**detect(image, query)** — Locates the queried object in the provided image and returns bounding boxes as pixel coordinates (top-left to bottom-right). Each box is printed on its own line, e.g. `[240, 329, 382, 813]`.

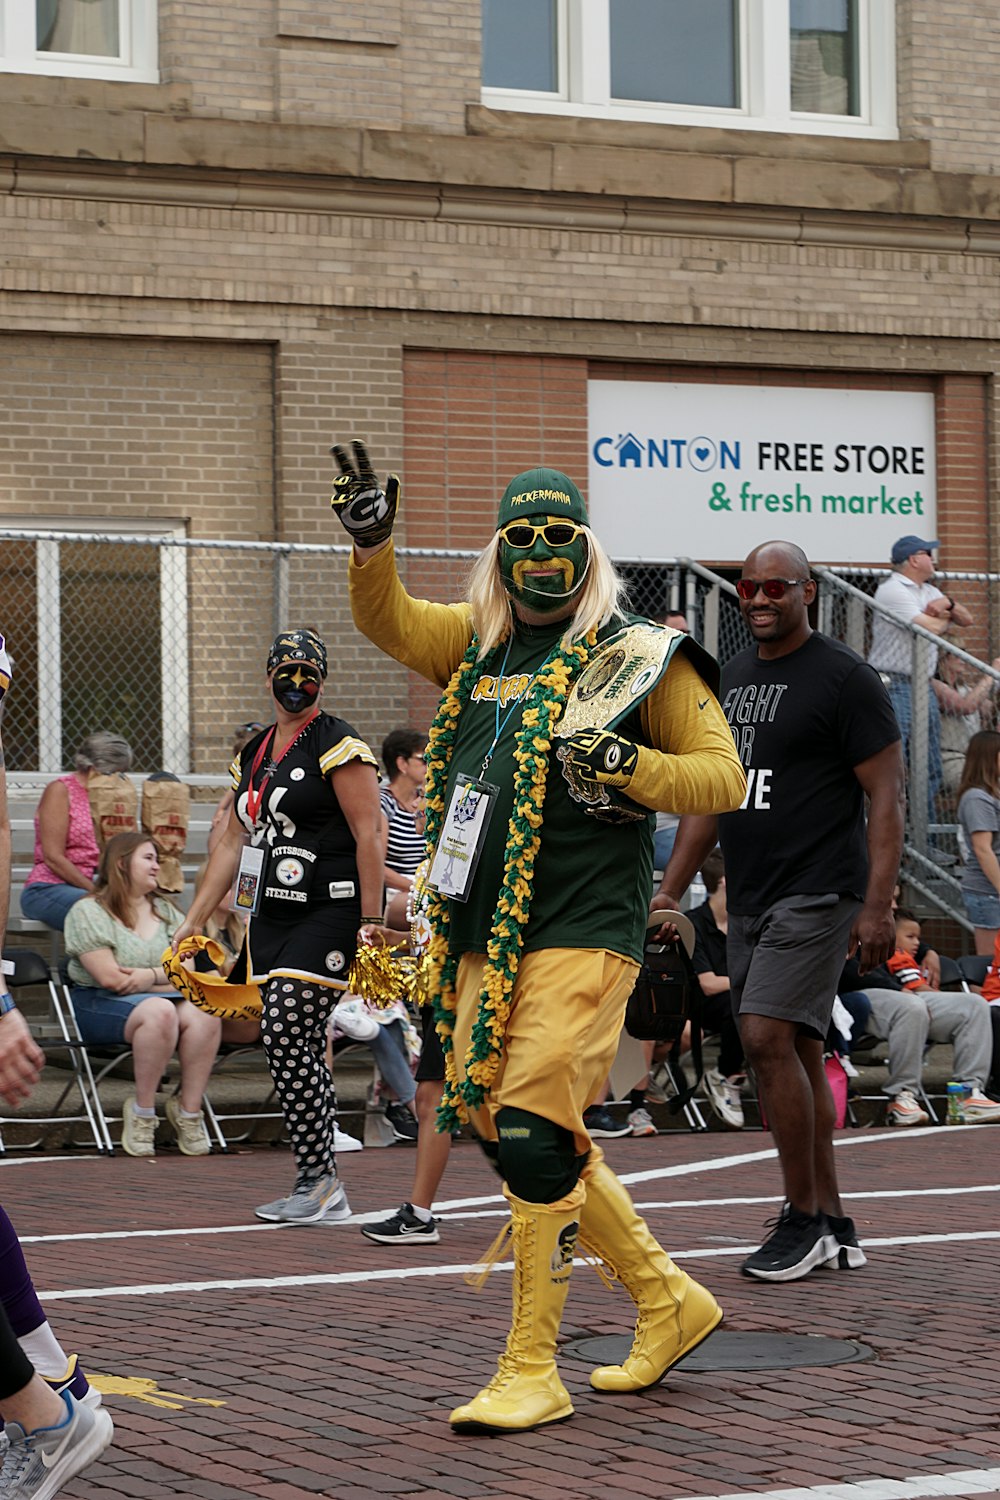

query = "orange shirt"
[982, 931, 1000, 1003]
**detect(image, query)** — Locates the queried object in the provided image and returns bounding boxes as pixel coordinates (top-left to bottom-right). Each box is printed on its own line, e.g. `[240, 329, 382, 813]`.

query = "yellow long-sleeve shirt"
[350, 543, 746, 959]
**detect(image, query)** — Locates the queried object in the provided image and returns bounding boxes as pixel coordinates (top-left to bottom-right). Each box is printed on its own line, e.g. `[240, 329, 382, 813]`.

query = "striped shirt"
[380, 787, 425, 879]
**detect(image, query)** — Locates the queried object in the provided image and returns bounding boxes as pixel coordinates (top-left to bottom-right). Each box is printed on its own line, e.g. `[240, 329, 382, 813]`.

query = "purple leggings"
[0, 1206, 38, 1398]
[0, 1204, 45, 1337]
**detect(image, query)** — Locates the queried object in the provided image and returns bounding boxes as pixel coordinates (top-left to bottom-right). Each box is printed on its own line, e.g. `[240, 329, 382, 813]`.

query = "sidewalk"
[4, 1122, 1000, 1499]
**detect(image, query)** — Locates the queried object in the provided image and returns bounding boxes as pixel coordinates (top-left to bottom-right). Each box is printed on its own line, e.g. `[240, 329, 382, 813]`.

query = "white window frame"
[0, 0, 158, 84]
[482, 0, 897, 140]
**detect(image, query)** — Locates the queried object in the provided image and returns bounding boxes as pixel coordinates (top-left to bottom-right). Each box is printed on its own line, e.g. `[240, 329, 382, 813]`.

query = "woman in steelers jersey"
[174, 629, 383, 1224]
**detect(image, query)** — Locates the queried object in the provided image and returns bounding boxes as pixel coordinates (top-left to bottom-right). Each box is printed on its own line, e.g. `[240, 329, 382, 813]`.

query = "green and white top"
[64, 897, 184, 989]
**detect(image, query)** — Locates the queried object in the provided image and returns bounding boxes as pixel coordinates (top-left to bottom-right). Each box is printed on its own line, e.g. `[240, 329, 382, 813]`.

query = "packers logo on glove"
[556, 728, 647, 824]
[330, 439, 399, 547]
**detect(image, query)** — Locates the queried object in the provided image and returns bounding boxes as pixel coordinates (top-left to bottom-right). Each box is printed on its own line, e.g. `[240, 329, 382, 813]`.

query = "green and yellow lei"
[423, 628, 594, 1131]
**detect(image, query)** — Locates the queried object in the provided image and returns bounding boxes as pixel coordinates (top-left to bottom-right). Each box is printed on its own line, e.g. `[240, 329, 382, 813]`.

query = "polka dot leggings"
[261, 976, 339, 1181]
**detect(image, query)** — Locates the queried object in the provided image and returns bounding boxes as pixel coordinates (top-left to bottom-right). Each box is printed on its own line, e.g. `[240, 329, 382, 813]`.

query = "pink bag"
[759, 1054, 849, 1131]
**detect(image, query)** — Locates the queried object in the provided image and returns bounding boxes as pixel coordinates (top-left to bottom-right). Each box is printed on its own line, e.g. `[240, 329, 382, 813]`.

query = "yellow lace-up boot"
[450, 1181, 584, 1434]
[579, 1153, 722, 1393]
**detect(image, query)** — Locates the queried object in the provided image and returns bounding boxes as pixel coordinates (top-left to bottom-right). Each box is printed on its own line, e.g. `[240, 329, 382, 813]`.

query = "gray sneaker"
[0, 1390, 114, 1500]
[256, 1172, 350, 1225]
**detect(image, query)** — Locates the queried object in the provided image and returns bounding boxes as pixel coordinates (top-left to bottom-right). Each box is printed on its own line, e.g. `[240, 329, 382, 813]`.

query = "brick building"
[1, 2, 999, 768]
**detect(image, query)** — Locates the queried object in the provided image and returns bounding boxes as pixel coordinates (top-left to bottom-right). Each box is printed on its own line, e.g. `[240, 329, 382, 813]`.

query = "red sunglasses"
[735, 577, 809, 601]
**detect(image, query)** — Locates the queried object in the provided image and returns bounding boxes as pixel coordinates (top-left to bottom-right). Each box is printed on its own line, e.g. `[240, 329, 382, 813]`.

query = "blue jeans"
[886, 675, 942, 829]
[20, 883, 87, 932]
[369, 1020, 416, 1105]
[71, 986, 151, 1046]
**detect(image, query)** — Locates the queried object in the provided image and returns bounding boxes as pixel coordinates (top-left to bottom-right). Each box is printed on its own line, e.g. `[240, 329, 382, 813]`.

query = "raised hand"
[330, 439, 400, 547]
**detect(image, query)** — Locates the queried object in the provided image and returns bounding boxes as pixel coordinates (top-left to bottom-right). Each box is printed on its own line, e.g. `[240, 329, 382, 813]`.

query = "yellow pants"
[451, 947, 639, 1157]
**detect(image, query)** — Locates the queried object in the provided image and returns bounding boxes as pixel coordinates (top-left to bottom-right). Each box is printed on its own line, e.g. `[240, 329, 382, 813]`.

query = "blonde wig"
[466, 528, 628, 657]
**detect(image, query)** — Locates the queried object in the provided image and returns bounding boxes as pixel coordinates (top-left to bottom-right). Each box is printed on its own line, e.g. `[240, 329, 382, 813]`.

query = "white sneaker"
[165, 1095, 211, 1156]
[964, 1088, 1000, 1124]
[627, 1106, 656, 1137]
[334, 1125, 363, 1152]
[886, 1089, 929, 1127]
[331, 997, 379, 1041]
[120, 1096, 156, 1157]
[704, 1068, 745, 1129]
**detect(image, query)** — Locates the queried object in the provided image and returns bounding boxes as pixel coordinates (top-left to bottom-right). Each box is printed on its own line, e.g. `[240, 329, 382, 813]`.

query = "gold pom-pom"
[346, 941, 417, 1009]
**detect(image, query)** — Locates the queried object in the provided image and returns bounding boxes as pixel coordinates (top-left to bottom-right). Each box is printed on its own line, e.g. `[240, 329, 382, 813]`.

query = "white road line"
[17, 1176, 1000, 1244]
[37, 1227, 1000, 1302]
[675, 1467, 1000, 1499]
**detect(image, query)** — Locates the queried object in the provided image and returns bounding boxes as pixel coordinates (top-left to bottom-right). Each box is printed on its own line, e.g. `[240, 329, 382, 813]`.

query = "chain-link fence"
[3, 528, 999, 919]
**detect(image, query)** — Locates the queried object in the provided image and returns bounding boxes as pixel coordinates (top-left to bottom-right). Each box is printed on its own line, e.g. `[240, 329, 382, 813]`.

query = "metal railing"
[0, 526, 994, 931]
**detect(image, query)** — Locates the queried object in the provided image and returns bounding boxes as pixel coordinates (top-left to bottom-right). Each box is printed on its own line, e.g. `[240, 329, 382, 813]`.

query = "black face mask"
[271, 665, 321, 715]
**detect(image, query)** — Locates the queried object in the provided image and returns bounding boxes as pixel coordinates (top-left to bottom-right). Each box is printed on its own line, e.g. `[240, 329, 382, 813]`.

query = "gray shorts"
[728, 894, 861, 1041]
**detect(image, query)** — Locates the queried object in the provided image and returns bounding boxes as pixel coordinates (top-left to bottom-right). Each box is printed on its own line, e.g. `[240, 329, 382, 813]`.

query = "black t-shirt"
[689, 898, 728, 978]
[718, 633, 900, 916]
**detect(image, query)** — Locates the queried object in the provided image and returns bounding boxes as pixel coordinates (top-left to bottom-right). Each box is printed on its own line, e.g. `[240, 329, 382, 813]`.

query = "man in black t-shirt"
[655, 540, 905, 1282]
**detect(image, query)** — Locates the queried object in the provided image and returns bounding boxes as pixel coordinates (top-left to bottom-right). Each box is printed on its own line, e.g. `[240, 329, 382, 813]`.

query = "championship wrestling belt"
[554, 623, 684, 824]
[161, 936, 263, 1023]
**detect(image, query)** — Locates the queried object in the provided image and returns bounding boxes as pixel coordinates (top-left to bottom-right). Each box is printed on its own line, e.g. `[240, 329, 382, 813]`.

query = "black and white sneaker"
[385, 1102, 419, 1142]
[825, 1214, 867, 1269]
[741, 1204, 838, 1281]
[361, 1203, 440, 1245]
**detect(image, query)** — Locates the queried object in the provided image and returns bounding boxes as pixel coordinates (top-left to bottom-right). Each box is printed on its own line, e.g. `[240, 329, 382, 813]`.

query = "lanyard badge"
[427, 774, 499, 901]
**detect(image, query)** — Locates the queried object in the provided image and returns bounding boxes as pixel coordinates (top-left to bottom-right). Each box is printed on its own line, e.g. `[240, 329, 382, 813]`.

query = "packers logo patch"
[550, 1220, 579, 1278]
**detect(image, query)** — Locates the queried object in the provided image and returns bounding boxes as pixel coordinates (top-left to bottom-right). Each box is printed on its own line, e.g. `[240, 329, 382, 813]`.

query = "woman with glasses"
[379, 727, 427, 897]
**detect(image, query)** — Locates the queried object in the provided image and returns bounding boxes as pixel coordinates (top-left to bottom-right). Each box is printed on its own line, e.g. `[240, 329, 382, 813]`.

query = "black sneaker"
[385, 1102, 418, 1142]
[361, 1203, 440, 1245]
[825, 1214, 867, 1270]
[741, 1205, 838, 1282]
[583, 1105, 631, 1139]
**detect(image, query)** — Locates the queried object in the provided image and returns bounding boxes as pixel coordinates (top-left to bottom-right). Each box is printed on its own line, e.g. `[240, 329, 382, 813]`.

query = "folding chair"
[957, 954, 989, 991]
[58, 966, 228, 1153]
[0, 948, 109, 1153]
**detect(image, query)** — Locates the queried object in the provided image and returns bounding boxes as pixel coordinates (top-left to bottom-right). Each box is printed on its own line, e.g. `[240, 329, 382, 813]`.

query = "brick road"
[4, 1125, 1000, 1500]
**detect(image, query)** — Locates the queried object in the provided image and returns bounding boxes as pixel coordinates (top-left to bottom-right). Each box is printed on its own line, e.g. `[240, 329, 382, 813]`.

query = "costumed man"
[331, 442, 746, 1435]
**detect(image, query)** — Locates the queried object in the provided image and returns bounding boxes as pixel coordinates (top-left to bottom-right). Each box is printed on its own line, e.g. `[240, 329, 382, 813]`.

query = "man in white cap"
[868, 536, 972, 845]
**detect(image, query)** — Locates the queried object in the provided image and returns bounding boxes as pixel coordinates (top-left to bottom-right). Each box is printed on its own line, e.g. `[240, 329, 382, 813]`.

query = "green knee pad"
[495, 1107, 588, 1204]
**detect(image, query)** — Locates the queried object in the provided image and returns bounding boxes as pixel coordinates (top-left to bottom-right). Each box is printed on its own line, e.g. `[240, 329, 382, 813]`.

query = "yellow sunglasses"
[499, 520, 585, 549]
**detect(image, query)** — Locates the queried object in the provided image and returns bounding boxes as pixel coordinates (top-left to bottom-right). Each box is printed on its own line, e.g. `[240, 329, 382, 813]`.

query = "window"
[481, 0, 895, 139]
[0, 0, 157, 83]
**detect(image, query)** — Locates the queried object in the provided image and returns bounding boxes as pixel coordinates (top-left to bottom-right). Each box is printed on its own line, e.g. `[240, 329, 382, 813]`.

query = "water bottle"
[946, 1081, 966, 1125]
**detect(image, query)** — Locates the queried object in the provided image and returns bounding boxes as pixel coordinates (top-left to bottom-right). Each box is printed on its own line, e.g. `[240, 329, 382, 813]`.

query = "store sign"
[588, 381, 937, 565]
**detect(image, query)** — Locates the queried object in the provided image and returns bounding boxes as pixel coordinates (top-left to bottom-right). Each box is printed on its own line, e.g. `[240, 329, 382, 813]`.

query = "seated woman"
[20, 732, 132, 931]
[64, 831, 222, 1158]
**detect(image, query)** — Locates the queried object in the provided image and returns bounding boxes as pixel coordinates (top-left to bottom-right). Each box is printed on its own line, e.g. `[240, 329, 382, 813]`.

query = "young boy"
[886, 910, 932, 991]
[879, 910, 1000, 1121]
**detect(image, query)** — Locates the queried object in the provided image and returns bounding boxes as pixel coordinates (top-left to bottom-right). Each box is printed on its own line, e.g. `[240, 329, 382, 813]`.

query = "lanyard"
[245, 710, 319, 828]
[478, 639, 556, 780]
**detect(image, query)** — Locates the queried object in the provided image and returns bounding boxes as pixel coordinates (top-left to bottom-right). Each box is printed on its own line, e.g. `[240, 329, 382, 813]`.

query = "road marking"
[18, 1179, 1000, 1244]
[674, 1467, 1000, 1499]
[38, 1228, 1000, 1302]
